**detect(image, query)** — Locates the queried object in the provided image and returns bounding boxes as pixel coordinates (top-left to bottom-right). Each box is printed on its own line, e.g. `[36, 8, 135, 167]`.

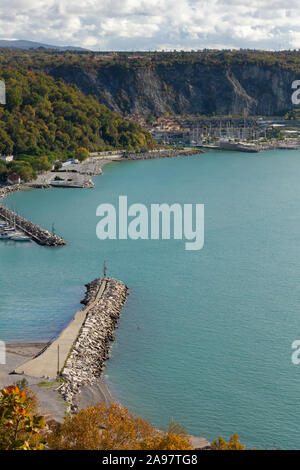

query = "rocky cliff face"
[47, 62, 298, 116]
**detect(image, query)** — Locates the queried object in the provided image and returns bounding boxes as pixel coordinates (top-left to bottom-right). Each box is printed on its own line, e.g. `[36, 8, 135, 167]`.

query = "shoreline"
[0, 148, 201, 198]
[3, 278, 128, 423]
[1, 342, 113, 421]
[0, 148, 207, 446]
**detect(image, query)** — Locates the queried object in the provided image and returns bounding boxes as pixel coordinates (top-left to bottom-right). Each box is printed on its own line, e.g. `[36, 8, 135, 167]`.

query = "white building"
[0, 155, 14, 163]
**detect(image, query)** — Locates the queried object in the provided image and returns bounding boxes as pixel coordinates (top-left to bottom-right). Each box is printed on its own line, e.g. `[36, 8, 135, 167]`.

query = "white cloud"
[290, 31, 300, 48]
[0, 0, 299, 50]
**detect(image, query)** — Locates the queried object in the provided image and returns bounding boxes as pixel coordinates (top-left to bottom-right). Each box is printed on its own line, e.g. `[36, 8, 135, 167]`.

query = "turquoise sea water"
[1, 150, 300, 449]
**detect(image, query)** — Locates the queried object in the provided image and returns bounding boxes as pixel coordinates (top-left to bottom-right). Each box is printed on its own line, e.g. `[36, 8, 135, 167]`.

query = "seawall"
[0, 184, 30, 199]
[124, 148, 202, 160]
[91, 148, 202, 161]
[13, 277, 128, 412]
[0, 204, 66, 246]
[60, 278, 128, 411]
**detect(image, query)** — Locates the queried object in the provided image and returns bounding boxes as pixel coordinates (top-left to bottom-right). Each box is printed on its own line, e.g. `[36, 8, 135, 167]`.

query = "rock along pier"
[0, 205, 66, 246]
[60, 277, 128, 411]
[13, 277, 128, 412]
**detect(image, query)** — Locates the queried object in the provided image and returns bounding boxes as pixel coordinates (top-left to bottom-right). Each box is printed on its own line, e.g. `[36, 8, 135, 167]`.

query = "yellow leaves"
[0, 385, 46, 450]
[48, 402, 193, 451]
[211, 433, 246, 450]
[1, 386, 245, 451]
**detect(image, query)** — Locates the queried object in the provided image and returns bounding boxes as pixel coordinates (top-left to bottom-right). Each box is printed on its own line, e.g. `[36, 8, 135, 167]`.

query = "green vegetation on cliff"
[1, 48, 300, 71]
[0, 65, 154, 181]
[1, 49, 299, 120]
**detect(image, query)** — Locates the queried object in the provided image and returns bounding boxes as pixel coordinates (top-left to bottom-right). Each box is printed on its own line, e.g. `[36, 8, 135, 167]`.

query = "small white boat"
[10, 234, 31, 242]
[0, 232, 12, 239]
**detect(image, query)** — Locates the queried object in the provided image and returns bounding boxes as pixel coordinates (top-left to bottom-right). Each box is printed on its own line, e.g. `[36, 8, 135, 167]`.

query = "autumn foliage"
[47, 402, 193, 450]
[211, 433, 246, 450]
[0, 385, 46, 450]
[0, 384, 247, 450]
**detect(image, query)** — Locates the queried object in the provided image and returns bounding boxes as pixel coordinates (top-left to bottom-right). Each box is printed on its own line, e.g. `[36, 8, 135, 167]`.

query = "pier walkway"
[13, 280, 107, 379]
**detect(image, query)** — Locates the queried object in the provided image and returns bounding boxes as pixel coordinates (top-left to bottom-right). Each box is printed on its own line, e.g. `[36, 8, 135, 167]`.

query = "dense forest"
[0, 64, 154, 181]
[1, 48, 300, 71]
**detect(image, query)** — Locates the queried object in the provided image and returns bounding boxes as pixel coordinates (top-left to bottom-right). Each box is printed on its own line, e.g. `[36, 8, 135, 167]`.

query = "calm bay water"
[1, 150, 300, 449]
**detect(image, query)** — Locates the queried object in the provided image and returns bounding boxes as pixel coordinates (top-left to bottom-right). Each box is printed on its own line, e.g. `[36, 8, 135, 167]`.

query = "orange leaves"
[0, 385, 46, 450]
[211, 433, 246, 450]
[0, 386, 247, 451]
[48, 402, 193, 450]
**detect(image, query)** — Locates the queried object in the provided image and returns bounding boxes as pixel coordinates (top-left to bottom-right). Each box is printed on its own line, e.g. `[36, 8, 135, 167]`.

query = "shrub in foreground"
[47, 402, 193, 450]
[0, 384, 246, 450]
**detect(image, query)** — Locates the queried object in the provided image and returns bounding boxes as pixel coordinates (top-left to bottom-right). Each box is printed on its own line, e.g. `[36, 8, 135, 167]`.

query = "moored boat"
[0, 231, 12, 239]
[9, 234, 31, 242]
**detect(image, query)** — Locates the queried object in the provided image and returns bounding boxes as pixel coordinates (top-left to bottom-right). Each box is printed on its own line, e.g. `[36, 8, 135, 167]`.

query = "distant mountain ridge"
[0, 39, 88, 51]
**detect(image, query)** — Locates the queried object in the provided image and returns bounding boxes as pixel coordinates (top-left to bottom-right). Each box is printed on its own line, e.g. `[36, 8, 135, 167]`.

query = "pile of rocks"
[0, 204, 66, 246]
[0, 184, 28, 200]
[124, 148, 202, 160]
[60, 277, 128, 411]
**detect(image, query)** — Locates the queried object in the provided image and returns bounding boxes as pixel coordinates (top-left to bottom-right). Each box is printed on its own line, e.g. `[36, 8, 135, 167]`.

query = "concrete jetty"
[0, 205, 66, 246]
[13, 277, 128, 411]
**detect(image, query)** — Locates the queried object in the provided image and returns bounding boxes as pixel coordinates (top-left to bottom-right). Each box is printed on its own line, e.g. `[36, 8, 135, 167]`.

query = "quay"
[13, 277, 128, 411]
[91, 147, 202, 161]
[0, 205, 66, 246]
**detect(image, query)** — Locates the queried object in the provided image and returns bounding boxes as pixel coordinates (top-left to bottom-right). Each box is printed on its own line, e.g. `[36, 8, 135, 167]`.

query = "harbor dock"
[0, 205, 66, 246]
[13, 277, 128, 411]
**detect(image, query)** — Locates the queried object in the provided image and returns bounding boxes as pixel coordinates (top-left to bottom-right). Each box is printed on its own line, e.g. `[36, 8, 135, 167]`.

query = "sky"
[0, 0, 300, 51]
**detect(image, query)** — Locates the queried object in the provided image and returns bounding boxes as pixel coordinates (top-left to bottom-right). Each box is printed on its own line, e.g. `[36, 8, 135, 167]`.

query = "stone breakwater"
[0, 205, 66, 246]
[124, 148, 202, 160]
[0, 184, 29, 200]
[60, 277, 128, 411]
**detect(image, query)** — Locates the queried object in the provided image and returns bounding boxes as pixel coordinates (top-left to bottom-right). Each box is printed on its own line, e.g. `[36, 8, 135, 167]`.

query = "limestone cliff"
[47, 62, 298, 116]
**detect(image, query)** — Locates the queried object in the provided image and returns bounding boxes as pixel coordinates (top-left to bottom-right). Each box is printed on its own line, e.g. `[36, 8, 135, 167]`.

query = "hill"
[0, 39, 87, 51]
[1, 49, 299, 117]
[0, 66, 154, 181]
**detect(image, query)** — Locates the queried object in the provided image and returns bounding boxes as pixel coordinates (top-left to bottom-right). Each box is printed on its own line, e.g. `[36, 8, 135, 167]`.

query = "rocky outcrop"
[46, 61, 299, 117]
[60, 278, 128, 411]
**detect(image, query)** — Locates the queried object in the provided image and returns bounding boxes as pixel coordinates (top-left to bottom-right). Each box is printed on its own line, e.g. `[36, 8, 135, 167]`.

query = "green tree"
[75, 147, 89, 161]
[32, 155, 52, 172]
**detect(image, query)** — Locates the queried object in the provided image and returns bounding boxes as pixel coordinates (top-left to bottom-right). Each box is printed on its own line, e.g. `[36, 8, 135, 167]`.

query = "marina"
[0, 205, 66, 246]
[0, 220, 31, 241]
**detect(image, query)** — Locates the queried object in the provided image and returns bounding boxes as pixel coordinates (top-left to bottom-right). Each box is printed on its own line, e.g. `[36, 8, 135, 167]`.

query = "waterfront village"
[1, 114, 300, 190]
[124, 114, 300, 149]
